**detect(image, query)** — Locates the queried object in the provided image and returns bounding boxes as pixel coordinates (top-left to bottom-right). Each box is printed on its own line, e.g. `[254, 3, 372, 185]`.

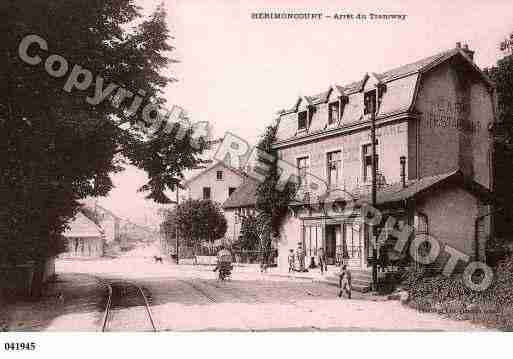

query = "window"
[298, 111, 308, 131]
[202, 187, 211, 200]
[414, 213, 428, 234]
[303, 225, 320, 257]
[327, 150, 342, 189]
[297, 157, 309, 188]
[216, 170, 223, 181]
[362, 142, 379, 182]
[328, 102, 340, 125]
[364, 90, 377, 115]
[228, 187, 236, 197]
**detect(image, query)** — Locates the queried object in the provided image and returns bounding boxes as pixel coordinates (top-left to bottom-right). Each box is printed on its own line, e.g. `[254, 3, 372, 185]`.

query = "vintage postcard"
[1, 0, 513, 357]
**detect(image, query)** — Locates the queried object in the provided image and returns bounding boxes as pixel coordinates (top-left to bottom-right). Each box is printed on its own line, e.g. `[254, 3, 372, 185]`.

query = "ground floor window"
[303, 225, 321, 257]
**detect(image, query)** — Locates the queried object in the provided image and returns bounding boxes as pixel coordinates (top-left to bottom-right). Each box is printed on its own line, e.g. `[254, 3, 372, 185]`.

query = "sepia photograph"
[1, 0, 513, 357]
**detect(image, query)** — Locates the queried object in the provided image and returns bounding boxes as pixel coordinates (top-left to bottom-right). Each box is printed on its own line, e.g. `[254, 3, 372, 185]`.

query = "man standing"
[317, 247, 327, 275]
[288, 249, 296, 273]
[338, 264, 352, 299]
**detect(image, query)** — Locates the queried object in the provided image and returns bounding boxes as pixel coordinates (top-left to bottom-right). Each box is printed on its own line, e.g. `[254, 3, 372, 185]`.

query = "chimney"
[461, 43, 475, 61]
[400, 156, 406, 188]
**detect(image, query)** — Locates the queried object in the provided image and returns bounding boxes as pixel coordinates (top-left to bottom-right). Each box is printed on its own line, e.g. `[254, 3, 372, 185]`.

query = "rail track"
[101, 281, 157, 332]
[177, 278, 258, 331]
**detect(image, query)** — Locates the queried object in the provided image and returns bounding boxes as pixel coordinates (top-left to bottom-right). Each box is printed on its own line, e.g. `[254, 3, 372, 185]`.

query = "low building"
[80, 200, 121, 244]
[61, 212, 104, 258]
[222, 177, 259, 243]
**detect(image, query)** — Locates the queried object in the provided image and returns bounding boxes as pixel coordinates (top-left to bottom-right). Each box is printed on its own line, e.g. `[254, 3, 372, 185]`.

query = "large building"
[271, 43, 496, 282]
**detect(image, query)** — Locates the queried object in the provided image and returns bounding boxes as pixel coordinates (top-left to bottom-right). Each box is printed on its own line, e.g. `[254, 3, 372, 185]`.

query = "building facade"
[272, 43, 496, 277]
[183, 161, 244, 205]
[61, 212, 105, 258]
[222, 177, 259, 243]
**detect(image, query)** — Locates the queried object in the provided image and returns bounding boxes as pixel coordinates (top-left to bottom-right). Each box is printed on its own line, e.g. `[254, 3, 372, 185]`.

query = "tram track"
[175, 278, 255, 330]
[101, 280, 157, 332]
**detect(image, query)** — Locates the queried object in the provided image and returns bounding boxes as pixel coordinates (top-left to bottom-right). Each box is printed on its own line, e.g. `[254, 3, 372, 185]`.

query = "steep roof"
[290, 170, 494, 208]
[183, 160, 246, 187]
[222, 177, 259, 209]
[288, 49, 460, 111]
[63, 212, 104, 238]
[361, 170, 494, 205]
[275, 47, 494, 143]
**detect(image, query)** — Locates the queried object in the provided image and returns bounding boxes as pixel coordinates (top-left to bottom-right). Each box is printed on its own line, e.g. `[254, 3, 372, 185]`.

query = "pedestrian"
[288, 249, 295, 273]
[297, 244, 306, 272]
[338, 264, 352, 299]
[317, 247, 327, 275]
[260, 250, 269, 273]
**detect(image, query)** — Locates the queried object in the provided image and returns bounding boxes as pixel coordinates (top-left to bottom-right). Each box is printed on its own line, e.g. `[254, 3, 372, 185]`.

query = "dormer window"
[328, 102, 339, 125]
[364, 90, 377, 115]
[298, 111, 308, 131]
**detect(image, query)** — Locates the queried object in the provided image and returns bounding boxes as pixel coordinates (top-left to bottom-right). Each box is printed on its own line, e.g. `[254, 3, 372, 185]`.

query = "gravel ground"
[51, 253, 489, 332]
[1, 273, 107, 331]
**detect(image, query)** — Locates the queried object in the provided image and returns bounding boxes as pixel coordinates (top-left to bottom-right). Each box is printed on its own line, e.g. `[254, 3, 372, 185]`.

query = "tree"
[1, 1, 207, 265]
[254, 124, 297, 264]
[162, 199, 227, 258]
[235, 213, 261, 251]
[484, 46, 513, 237]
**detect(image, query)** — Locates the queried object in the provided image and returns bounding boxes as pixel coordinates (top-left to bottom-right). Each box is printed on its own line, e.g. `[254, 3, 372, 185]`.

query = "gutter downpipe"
[474, 207, 503, 261]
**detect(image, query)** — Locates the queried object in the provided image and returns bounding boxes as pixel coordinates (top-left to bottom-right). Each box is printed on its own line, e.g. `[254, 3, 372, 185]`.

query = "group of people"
[214, 246, 352, 298]
[287, 247, 328, 274]
[287, 247, 352, 299]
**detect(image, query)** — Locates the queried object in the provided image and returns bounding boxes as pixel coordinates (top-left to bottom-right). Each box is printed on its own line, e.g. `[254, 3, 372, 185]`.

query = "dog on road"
[153, 256, 163, 263]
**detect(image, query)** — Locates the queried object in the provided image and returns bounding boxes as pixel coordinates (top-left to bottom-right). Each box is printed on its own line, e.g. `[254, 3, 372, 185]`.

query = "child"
[288, 249, 295, 273]
[338, 265, 352, 299]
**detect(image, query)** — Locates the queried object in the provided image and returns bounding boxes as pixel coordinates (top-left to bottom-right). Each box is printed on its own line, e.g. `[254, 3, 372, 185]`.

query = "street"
[32, 244, 486, 332]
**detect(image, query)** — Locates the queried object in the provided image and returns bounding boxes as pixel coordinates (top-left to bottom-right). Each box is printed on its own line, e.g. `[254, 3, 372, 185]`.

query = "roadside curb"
[265, 272, 338, 286]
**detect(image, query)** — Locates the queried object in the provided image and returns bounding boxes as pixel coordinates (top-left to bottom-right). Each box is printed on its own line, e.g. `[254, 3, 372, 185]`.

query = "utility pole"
[371, 88, 378, 292]
[175, 187, 179, 264]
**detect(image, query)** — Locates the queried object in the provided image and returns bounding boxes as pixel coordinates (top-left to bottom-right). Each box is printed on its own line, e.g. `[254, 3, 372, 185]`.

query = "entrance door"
[343, 222, 363, 269]
[302, 225, 321, 266]
[325, 225, 337, 265]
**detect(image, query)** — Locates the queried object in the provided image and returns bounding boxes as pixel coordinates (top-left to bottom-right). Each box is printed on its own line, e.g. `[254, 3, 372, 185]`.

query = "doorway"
[325, 225, 338, 265]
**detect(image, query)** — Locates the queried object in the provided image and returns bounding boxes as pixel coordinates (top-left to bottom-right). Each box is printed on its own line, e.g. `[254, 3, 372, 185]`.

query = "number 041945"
[4, 342, 36, 351]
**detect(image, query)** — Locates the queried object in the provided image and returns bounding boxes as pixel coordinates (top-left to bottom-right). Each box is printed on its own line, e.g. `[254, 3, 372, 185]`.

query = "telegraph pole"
[371, 88, 378, 292]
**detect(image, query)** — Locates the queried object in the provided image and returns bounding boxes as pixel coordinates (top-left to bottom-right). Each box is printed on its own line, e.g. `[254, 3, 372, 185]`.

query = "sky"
[97, 0, 513, 227]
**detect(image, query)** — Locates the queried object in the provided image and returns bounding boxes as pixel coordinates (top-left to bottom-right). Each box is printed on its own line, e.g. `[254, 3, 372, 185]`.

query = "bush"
[402, 256, 513, 329]
[162, 199, 227, 251]
[486, 236, 511, 267]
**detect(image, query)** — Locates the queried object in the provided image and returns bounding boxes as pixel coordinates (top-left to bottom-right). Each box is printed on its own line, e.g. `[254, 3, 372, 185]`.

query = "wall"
[468, 81, 494, 189]
[100, 217, 119, 244]
[417, 186, 480, 257]
[186, 163, 243, 205]
[277, 213, 302, 270]
[224, 208, 240, 243]
[277, 120, 409, 194]
[61, 237, 103, 258]
[415, 63, 460, 179]
[415, 60, 494, 189]
[224, 207, 256, 244]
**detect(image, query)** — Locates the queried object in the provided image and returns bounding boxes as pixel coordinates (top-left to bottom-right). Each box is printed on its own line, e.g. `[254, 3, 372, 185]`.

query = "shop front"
[301, 216, 368, 270]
